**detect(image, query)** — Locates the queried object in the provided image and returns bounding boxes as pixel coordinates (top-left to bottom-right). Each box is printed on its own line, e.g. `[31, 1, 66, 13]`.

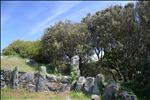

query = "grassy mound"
[1, 56, 38, 73]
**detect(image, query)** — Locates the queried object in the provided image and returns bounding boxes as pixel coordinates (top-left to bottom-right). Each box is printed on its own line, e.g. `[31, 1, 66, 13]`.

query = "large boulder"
[19, 72, 35, 91]
[19, 72, 34, 82]
[83, 77, 95, 94]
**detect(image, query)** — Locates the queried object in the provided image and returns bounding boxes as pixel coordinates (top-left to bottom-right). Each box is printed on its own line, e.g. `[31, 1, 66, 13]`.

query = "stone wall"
[1, 69, 71, 92]
[0, 68, 137, 100]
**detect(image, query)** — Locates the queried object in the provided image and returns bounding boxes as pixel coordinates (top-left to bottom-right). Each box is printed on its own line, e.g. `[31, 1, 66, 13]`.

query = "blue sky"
[1, 1, 136, 51]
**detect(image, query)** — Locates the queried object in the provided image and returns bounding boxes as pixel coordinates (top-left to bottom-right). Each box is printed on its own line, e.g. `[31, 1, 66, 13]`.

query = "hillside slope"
[1, 56, 38, 72]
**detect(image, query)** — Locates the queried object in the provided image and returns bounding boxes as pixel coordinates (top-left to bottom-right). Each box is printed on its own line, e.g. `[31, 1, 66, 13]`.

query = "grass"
[1, 56, 38, 73]
[1, 88, 90, 100]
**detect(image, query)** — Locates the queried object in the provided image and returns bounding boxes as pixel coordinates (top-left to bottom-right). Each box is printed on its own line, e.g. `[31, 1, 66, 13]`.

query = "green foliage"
[70, 71, 78, 81]
[2, 40, 41, 60]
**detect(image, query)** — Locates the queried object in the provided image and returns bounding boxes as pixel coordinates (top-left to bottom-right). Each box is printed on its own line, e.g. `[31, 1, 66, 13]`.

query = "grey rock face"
[83, 77, 95, 94]
[75, 76, 86, 91]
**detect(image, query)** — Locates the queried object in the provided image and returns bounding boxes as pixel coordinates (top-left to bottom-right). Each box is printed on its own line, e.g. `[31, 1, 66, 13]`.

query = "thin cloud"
[29, 1, 82, 35]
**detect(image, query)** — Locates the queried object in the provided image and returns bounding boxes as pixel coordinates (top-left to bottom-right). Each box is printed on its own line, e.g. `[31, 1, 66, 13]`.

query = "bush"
[2, 40, 41, 60]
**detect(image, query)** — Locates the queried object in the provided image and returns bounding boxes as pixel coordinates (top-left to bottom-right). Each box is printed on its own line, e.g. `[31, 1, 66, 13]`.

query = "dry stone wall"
[0, 66, 137, 100]
[0, 68, 71, 92]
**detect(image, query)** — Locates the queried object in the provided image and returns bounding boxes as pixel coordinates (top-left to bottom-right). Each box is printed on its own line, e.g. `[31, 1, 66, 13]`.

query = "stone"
[26, 59, 38, 66]
[1, 81, 6, 89]
[59, 83, 71, 92]
[70, 55, 80, 77]
[66, 96, 71, 100]
[3, 70, 13, 87]
[58, 76, 70, 83]
[1, 75, 4, 80]
[103, 82, 121, 100]
[46, 74, 57, 82]
[40, 66, 47, 79]
[91, 94, 100, 100]
[46, 82, 70, 92]
[36, 74, 48, 92]
[12, 66, 19, 89]
[92, 74, 105, 95]
[18, 72, 35, 91]
[27, 84, 36, 92]
[70, 80, 77, 90]
[19, 72, 34, 82]
[119, 91, 137, 100]
[75, 76, 86, 91]
[83, 77, 95, 94]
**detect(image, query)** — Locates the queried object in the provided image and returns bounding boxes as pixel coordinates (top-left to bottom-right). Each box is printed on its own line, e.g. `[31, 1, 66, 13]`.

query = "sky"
[1, 1, 136, 51]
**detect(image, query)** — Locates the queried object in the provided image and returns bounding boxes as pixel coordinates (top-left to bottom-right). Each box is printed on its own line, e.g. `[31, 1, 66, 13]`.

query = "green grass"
[1, 56, 38, 73]
[1, 88, 90, 100]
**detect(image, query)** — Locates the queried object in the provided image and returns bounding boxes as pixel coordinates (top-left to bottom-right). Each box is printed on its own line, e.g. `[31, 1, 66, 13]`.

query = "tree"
[41, 20, 90, 74]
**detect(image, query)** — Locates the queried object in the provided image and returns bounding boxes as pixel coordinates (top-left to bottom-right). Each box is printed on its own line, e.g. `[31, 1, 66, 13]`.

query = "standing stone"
[83, 77, 95, 94]
[40, 66, 47, 79]
[1, 75, 6, 88]
[35, 66, 48, 92]
[75, 76, 86, 91]
[70, 55, 80, 78]
[12, 66, 19, 90]
[92, 74, 105, 95]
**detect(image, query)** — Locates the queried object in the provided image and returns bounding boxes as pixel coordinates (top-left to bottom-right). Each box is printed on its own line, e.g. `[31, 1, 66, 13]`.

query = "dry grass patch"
[1, 56, 38, 73]
[1, 88, 90, 100]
